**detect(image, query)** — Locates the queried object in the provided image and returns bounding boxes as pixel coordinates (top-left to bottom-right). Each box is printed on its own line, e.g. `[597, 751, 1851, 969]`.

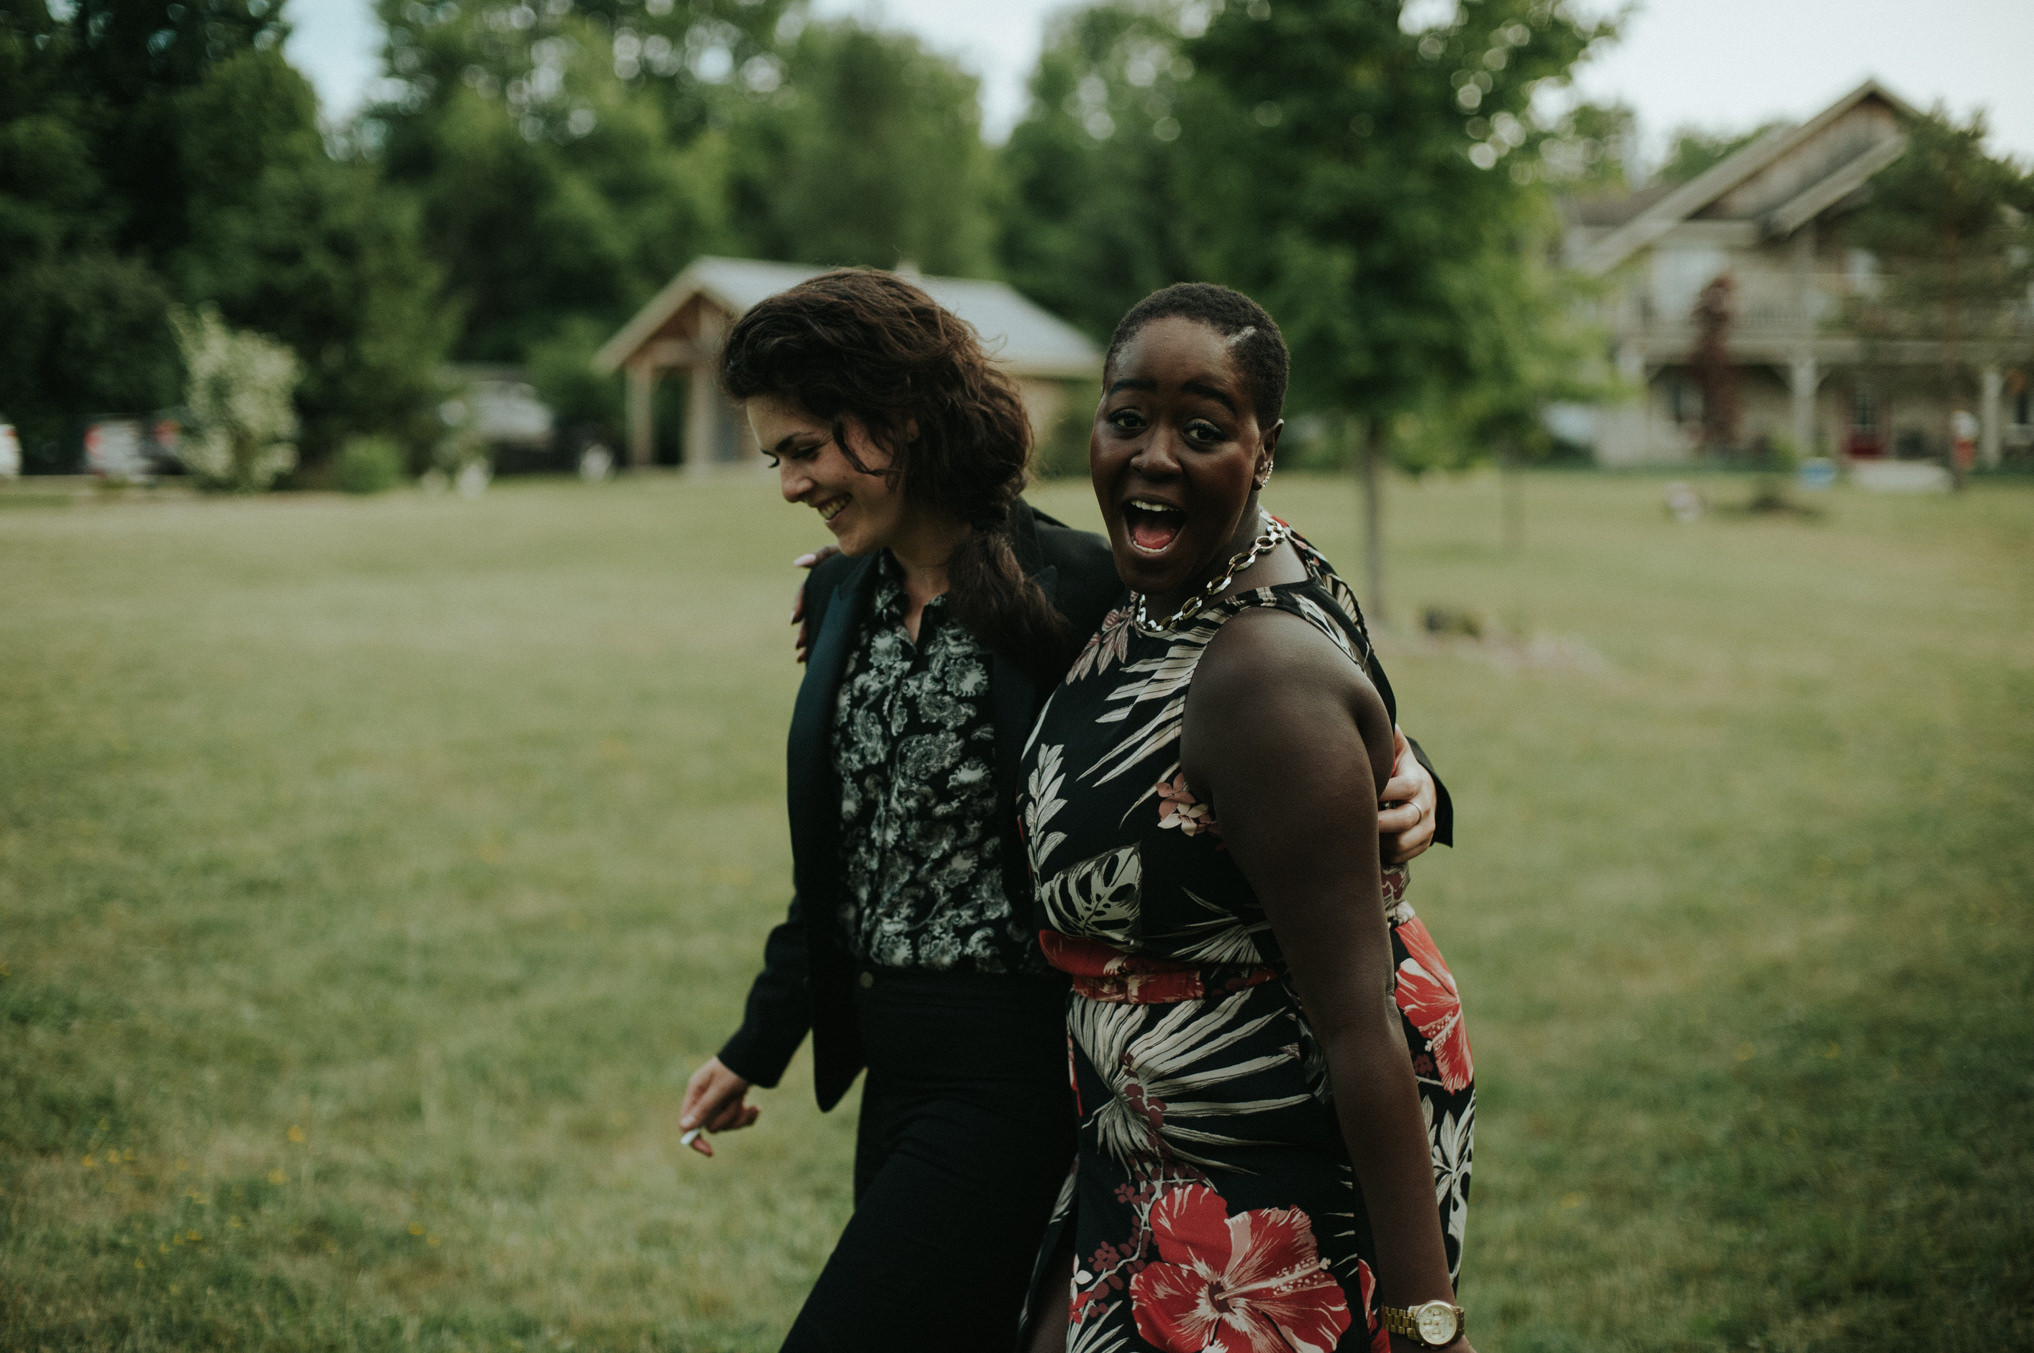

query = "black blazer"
[717, 500, 1122, 1110]
[715, 499, 1454, 1111]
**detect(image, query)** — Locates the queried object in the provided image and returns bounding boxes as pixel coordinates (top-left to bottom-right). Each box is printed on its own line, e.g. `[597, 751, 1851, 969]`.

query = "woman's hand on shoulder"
[790, 544, 843, 663]
[678, 1056, 758, 1156]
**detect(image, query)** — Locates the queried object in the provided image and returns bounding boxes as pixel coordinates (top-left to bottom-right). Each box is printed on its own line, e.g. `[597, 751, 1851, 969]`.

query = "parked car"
[83, 415, 183, 480]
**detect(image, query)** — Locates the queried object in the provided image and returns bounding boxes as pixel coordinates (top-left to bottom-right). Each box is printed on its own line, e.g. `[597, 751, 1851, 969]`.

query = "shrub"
[333, 436, 405, 495]
[170, 305, 301, 492]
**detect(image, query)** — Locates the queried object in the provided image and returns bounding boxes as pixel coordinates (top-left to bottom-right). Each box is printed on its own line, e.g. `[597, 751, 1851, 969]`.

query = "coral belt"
[1039, 931, 1280, 1006]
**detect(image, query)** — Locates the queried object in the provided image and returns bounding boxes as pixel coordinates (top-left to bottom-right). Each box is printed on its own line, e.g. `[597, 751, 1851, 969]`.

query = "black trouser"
[780, 967, 1074, 1353]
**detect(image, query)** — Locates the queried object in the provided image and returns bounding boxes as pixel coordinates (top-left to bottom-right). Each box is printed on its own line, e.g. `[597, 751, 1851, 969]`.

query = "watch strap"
[1380, 1301, 1466, 1347]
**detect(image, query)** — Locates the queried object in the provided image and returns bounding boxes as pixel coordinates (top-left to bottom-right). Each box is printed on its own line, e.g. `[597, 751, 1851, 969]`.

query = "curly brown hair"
[718, 268, 1071, 676]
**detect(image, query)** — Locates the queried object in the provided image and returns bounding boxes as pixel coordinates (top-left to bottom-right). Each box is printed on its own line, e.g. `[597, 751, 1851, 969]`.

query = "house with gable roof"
[1561, 80, 2032, 467]
[593, 257, 1101, 472]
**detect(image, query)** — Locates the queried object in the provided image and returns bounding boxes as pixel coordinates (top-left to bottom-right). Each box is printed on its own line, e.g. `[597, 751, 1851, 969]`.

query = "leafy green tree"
[365, 0, 778, 362]
[997, 3, 1210, 338]
[171, 303, 302, 491]
[1179, 0, 1609, 613]
[997, 0, 1611, 606]
[1537, 100, 1637, 191]
[0, 0, 185, 462]
[173, 47, 454, 462]
[727, 17, 1002, 275]
[367, 2, 1005, 439]
[1838, 108, 2034, 481]
[0, 0, 449, 471]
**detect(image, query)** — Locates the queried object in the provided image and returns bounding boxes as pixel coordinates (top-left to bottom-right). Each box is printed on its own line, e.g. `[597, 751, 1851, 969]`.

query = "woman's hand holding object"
[678, 1057, 757, 1157]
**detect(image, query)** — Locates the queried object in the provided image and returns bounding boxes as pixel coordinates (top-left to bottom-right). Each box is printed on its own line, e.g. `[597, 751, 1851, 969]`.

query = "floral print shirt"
[830, 553, 1042, 974]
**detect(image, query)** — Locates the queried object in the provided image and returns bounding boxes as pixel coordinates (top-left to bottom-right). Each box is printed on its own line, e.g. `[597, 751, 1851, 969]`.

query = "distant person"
[674, 269, 1450, 1351]
[1017, 285, 1475, 1353]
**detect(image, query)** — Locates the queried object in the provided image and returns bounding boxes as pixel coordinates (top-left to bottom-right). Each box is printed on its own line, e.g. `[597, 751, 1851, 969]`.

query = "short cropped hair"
[1105, 283, 1290, 428]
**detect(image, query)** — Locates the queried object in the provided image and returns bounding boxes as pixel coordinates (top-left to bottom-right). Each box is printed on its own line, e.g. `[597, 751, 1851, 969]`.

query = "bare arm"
[1182, 609, 1469, 1349]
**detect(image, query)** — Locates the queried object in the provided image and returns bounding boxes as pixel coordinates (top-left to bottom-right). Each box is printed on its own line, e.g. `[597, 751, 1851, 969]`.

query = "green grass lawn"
[2, 470, 2029, 1351]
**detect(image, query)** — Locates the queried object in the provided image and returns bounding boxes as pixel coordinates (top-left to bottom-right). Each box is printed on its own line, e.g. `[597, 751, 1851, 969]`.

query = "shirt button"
[858, 971, 875, 989]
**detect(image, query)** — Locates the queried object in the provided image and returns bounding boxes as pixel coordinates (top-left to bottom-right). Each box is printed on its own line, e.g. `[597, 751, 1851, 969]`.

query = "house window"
[1852, 384, 1877, 433]
[1845, 249, 1879, 294]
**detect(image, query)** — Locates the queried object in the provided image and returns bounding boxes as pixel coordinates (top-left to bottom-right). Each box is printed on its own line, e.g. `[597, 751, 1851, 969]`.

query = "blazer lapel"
[787, 557, 874, 887]
[991, 562, 1057, 808]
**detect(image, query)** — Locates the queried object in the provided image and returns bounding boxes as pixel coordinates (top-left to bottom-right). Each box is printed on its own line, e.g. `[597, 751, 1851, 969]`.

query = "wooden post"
[626, 358, 655, 469]
[1980, 364, 2003, 469]
[1788, 351, 1818, 460]
[685, 306, 729, 476]
[685, 366, 717, 476]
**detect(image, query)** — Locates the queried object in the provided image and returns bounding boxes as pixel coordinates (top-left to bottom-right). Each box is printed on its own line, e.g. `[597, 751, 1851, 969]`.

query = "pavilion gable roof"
[593, 257, 1100, 378]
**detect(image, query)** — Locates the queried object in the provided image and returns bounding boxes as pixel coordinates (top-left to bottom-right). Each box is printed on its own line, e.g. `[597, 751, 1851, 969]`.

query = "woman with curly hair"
[675, 269, 1450, 1351]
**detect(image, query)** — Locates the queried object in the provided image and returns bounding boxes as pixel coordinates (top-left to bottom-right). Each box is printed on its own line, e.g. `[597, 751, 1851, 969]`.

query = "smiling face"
[1092, 316, 1282, 606]
[747, 394, 910, 558]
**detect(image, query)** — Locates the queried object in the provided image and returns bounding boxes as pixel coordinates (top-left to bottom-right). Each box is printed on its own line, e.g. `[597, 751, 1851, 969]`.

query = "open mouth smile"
[815, 495, 848, 523]
[1122, 498, 1186, 555]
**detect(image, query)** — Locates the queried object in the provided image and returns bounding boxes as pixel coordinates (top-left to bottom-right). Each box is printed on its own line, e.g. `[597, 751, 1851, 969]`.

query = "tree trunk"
[1359, 416, 1387, 623]
[1500, 438, 1524, 553]
[1944, 217, 1966, 491]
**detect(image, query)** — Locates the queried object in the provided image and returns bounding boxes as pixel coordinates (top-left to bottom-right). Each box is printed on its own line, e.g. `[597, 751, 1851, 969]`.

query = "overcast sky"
[286, 0, 2034, 167]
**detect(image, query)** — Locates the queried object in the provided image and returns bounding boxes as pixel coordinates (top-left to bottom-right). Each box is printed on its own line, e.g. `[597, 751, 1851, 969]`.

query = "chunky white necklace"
[1130, 512, 1291, 634]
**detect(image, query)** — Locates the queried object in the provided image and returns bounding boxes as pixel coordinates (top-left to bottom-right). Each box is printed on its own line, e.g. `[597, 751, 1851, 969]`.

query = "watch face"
[1416, 1304, 1459, 1344]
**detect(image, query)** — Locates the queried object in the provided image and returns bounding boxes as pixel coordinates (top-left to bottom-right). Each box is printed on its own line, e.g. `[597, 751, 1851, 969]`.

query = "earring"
[1255, 458, 1274, 489]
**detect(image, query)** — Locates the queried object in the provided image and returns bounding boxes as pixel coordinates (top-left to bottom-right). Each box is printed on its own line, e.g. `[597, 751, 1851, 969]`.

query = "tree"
[171, 304, 301, 491]
[996, 0, 1611, 605]
[998, 3, 1213, 339]
[1537, 100, 1637, 191]
[1690, 272, 1738, 452]
[172, 48, 454, 462]
[1176, 0, 1609, 615]
[367, 0, 1002, 446]
[1838, 108, 2034, 483]
[0, 0, 192, 463]
[365, 0, 774, 364]
[0, 0, 450, 471]
[728, 18, 1003, 275]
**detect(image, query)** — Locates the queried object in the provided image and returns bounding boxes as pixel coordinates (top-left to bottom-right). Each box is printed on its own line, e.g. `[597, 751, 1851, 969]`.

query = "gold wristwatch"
[1381, 1300, 1466, 1347]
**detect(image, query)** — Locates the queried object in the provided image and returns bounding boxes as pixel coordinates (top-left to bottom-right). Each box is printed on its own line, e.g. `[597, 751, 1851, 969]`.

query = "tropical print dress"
[1017, 533, 1474, 1353]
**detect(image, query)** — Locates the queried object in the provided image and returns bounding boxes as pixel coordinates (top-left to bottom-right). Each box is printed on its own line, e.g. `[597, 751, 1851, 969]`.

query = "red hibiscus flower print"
[1128, 1184, 1351, 1353]
[1155, 773, 1219, 837]
[1354, 1254, 1388, 1353]
[1394, 915, 1473, 1093]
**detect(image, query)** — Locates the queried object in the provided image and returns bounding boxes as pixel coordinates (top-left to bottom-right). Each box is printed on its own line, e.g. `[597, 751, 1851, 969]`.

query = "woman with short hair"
[1019, 283, 1475, 1353]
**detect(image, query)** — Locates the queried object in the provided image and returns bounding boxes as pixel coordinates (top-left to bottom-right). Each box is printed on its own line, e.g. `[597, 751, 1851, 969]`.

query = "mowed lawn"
[1, 470, 2028, 1352]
